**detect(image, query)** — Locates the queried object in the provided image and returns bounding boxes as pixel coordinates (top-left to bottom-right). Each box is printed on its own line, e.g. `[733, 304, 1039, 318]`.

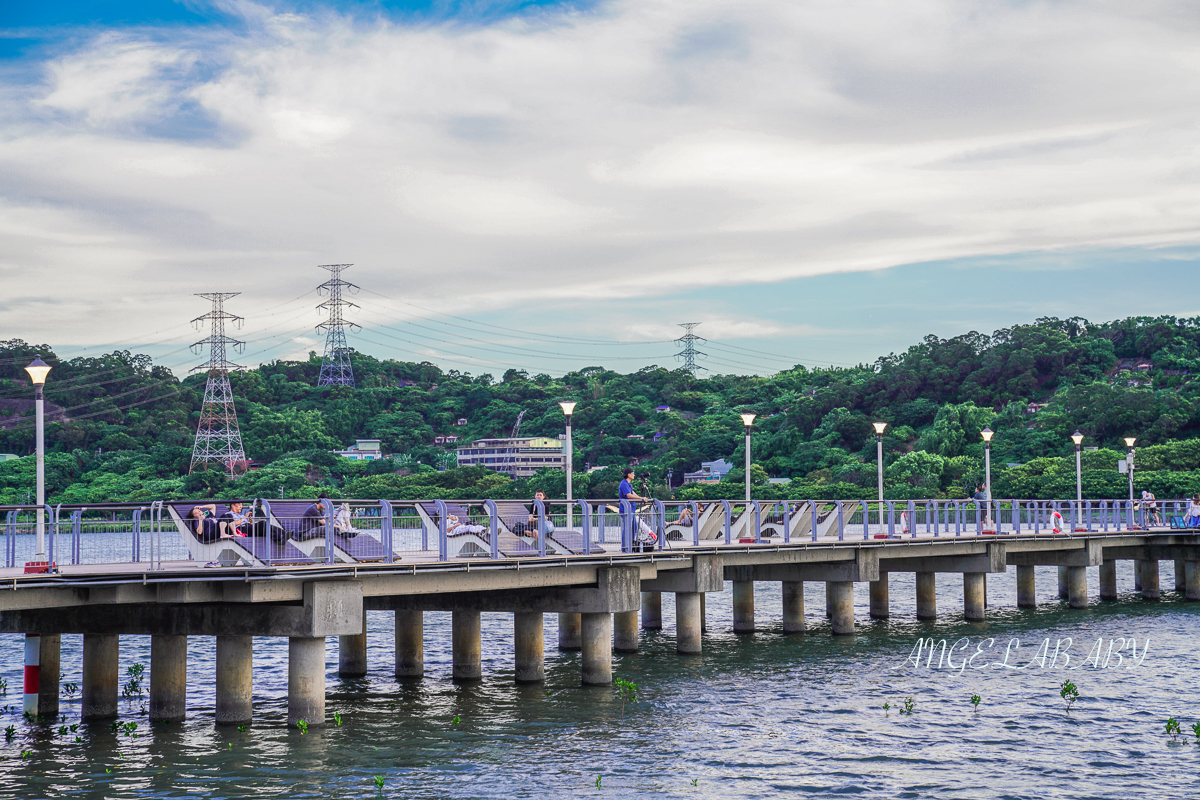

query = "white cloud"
[3, 0, 1200, 350]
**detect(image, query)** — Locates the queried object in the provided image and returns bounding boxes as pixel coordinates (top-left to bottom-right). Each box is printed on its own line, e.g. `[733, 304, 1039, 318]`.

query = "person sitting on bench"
[295, 494, 332, 540]
[1188, 495, 1200, 528]
[446, 514, 487, 536]
[527, 490, 556, 535]
[333, 503, 361, 537]
[188, 504, 243, 544]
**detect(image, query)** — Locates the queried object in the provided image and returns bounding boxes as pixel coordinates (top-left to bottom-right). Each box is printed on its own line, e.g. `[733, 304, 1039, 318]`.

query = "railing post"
[834, 500, 844, 541]
[71, 509, 82, 565]
[577, 500, 591, 553]
[131, 508, 143, 563]
[751, 500, 762, 544]
[380, 499, 395, 563]
[690, 501, 700, 546]
[619, 499, 633, 553]
[258, 498, 274, 565]
[533, 497, 547, 557]
[886, 500, 895, 538]
[720, 500, 732, 544]
[653, 499, 667, 550]
[483, 500, 499, 560]
[433, 499, 449, 562]
[324, 501, 336, 565]
[782, 501, 791, 544]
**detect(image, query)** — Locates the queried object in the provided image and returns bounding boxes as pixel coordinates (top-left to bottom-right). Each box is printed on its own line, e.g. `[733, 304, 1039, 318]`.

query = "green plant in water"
[451, 716, 461, 725]
[69, 724, 77, 733]
[334, 712, 343, 727]
[374, 775, 385, 789]
[19, 750, 30, 759]
[970, 694, 981, 712]
[899, 697, 915, 716]
[237, 725, 247, 732]
[227, 742, 232, 751]
[58, 726, 68, 736]
[63, 682, 78, 699]
[4, 725, 14, 741]
[690, 778, 698, 786]
[1191, 721, 1200, 741]
[0, 677, 7, 695]
[882, 701, 890, 716]
[109, 721, 119, 733]
[1059, 679, 1079, 712]
[1166, 717, 1182, 743]
[121, 664, 146, 700]
[120, 721, 137, 738]
[614, 678, 639, 716]
[296, 720, 309, 735]
[595, 775, 602, 789]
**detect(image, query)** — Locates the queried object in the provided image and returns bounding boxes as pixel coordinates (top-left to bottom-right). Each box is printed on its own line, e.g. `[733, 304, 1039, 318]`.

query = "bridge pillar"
[287, 636, 325, 727]
[676, 592, 702, 654]
[81, 633, 119, 721]
[782, 581, 805, 633]
[1016, 565, 1035, 608]
[1057, 566, 1068, 599]
[613, 611, 638, 653]
[828, 581, 854, 635]
[1141, 559, 1160, 600]
[514, 612, 544, 684]
[732, 580, 754, 633]
[558, 613, 581, 650]
[395, 610, 423, 679]
[1067, 566, 1088, 608]
[1186, 561, 1200, 601]
[452, 610, 482, 681]
[963, 573, 985, 621]
[38, 634, 60, 718]
[338, 617, 368, 678]
[1134, 559, 1144, 591]
[1175, 560, 1186, 593]
[581, 613, 612, 685]
[1099, 561, 1117, 600]
[916, 573, 936, 620]
[640, 592, 662, 630]
[215, 635, 252, 725]
[149, 634, 187, 722]
[869, 577, 889, 619]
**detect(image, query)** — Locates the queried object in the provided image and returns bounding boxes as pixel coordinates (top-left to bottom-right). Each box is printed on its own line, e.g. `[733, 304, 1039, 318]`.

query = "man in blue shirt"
[619, 468, 653, 548]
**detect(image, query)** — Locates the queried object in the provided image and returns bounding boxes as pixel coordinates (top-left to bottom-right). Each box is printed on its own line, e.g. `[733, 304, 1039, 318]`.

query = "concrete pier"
[81, 633, 119, 721]
[1134, 559, 1144, 591]
[149, 634, 187, 722]
[1099, 561, 1117, 600]
[580, 613, 612, 685]
[1186, 561, 1200, 601]
[558, 612, 582, 650]
[452, 610, 483, 681]
[1142, 559, 1160, 600]
[395, 610, 424, 679]
[963, 573, 985, 621]
[869, 577, 889, 619]
[1057, 566, 1068, 599]
[676, 592, 702, 654]
[287, 637, 325, 726]
[215, 635, 253, 725]
[613, 610, 638, 653]
[641, 592, 662, 630]
[514, 612, 544, 684]
[782, 581, 805, 633]
[38, 634, 60, 718]
[828, 581, 854, 635]
[732, 580, 755, 633]
[1176, 560, 1186, 593]
[916, 572, 936, 620]
[1067, 566, 1088, 609]
[338, 618, 368, 678]
[1016, 565, 1035, 608]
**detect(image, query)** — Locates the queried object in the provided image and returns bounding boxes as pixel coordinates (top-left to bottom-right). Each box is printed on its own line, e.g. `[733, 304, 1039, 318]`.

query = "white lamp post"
[1071, 430, 1084, 528]
[873, 421, 887, 528]
[1124, 437, 1136, 523]
[25, 356, 51, 565]
[559, 401, 576, 528]
[740, 414, 756, 503]
[981, 426, 994, 528]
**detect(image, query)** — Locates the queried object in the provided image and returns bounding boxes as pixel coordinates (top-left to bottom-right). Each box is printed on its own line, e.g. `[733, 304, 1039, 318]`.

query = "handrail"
[719, 500, 732, 545]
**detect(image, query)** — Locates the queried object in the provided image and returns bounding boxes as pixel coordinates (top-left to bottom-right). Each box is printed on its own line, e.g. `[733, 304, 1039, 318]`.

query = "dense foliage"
[3, 314, 1200, 503]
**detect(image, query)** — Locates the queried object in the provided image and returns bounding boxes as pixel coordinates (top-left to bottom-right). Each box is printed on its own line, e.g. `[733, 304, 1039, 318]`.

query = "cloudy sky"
[2, 0, 1199, 376]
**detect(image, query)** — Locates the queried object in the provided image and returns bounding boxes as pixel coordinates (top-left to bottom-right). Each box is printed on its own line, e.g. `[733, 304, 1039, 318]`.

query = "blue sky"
[4, 1, 1200, 376]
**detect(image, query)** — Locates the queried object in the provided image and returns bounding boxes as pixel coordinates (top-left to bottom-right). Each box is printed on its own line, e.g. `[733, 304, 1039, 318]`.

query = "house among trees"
[683, 458, 734, 484]
[333, 439, 384, 461]
[455, 418, 468, 426]
[433, 435, 459, 445]
[456, 436, 564, 478]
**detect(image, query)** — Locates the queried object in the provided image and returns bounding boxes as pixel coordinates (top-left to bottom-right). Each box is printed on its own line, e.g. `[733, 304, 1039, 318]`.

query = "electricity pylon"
[316, 263, 360, 387]
[675, 322, 708, 375]
[189, 293, 247, 475]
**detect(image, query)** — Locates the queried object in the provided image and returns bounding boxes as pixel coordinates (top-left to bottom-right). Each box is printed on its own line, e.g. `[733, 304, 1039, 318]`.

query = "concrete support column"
[869, 577, 889, 620]
[1016, 565, 1036, 608]
[640, 592, 662, 630]
[1176, 560, 1187, 593]
[580, 613, 612, 685]
[1185, 561, 1200, 601]
[700, 594, 707, 633]
[38, 634, 60, 718]
[215, 635, 253, 726]
[782, 581, 805, 633]
[1134, 559, 1144, 591]
[514, 612, 544, 684]
[395, 610, 424, 679]
[963, 573, 986, 621]
[1067, 565, 1088, 609]
[287, 637, 326, 727]
[732, 580, 755, 633]
[1057, 566, 1068, 599]
[828, 581, 855, 635]
[81, 633, 119, 721]
[1099, 561, 1117, 600]
[1142, 559, 1160, 600]
[613, 611, 638, 654]
[149, 634, 187, 722]
[338, 617, 368, 678]
[452, 610, 483, 681]
[676, 592, 702, 654]
[558, 613, 581, 651]
[916, 572, 937, 620]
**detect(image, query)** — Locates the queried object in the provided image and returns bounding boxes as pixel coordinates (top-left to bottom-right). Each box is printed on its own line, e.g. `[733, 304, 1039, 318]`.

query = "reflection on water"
[1, 561, 1198, 798]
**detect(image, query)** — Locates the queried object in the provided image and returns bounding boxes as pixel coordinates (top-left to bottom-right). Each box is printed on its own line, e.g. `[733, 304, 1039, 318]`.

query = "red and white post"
[23, 634, 40, 716]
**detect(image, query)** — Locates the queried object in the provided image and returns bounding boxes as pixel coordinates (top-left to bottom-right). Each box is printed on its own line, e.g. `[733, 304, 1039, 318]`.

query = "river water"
[0, 560, 1196, 799]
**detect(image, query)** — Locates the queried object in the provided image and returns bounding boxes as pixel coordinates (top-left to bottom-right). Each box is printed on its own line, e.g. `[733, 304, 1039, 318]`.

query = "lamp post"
[559, 401, 576, 527]
[740, 414, 756, 503]
[25, 356, 51, 565]
[1071, 430, 1084, 529]
[873, 422, 887, 528]
[981, 426, 993, 528]
[1124, 437, 1136, 525]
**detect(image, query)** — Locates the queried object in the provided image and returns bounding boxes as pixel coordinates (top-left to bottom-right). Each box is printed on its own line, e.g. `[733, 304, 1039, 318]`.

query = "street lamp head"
[558, 401, 577, 416]
[1070, 430, 1084, 447]
[740, 413, 756, 427]
[1124, 437, 1136, 449]
[981, 426, 994, 443]
[872, 421, 887, 436]
[24, 356, 51, 386]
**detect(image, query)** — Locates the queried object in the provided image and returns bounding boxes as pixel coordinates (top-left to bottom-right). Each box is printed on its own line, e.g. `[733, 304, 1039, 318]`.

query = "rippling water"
[0, 560, 1197, 799]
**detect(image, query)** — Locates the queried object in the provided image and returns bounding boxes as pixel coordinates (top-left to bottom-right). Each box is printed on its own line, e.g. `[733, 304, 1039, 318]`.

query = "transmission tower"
[189, 293, 247, 475]
[316, 263, 360, 387]
[675, 322, 708, 375]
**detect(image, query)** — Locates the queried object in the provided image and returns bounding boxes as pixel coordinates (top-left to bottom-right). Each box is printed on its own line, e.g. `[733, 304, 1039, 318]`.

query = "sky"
[2, 0, 1200, 377]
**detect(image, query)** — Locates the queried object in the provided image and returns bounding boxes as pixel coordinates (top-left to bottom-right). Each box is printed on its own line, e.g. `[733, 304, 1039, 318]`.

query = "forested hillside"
[2, 315, 1200, 503]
